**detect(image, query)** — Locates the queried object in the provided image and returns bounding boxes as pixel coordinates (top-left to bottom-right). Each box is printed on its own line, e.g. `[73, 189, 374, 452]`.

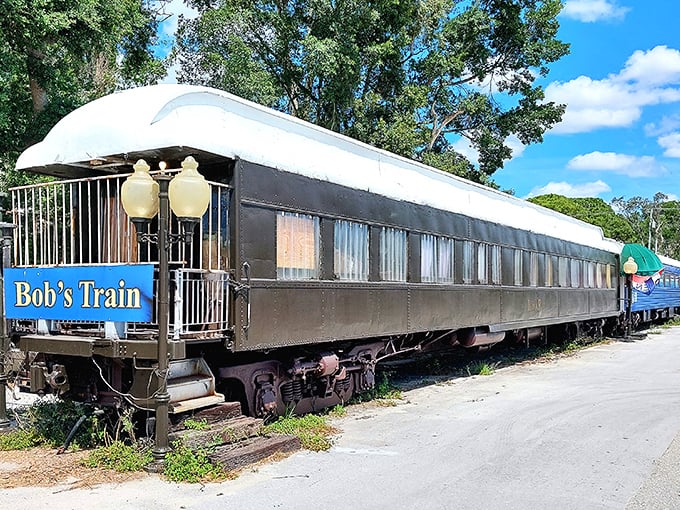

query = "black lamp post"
[0, 222, 15, 429]
[121, 157, 210, 469]
[623, 256, 638, 339]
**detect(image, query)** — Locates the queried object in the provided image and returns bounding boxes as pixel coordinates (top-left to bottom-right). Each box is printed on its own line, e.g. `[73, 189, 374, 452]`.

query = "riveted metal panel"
[239, 283, 409, 351]
[500, 289, 560, 323]
[558, 289, 591, 316]
[409, 286, 502, 332]
[589, 289, 619, 313]
[240, 205, 276, 279]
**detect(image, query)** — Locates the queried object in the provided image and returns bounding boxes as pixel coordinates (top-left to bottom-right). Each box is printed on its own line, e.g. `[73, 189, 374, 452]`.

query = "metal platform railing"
[9, 171, 233, 339]
[10, 171, 231, 271]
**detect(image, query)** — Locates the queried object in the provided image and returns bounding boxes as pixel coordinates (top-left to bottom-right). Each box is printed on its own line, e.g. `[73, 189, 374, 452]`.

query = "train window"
[545, 255, 553, 287]
[513, 249, 523, 286]
[421, 235, 454, 283]
[463, 241, 475, 284]
[276, 212, 320, 280]
[606, 264, 614, 288]
[334, 220, 369, 280]
[437, 237, 455, 283]
[558, 257, 568, 287]
[490, 245, 502, 285]
[380, 227, 407, 282]
[421, 235, 437, 282]
[570, 259, 581, 288]
[585, 262, 595, 288]
[529, 252, 539, 287]
[477, 243, 488, 284]
[596, 263, 603, 288]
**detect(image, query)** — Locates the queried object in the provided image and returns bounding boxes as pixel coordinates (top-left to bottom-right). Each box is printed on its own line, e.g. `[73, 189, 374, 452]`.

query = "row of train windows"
[276, 211, 615, 288]
[661, 273, 680, 288]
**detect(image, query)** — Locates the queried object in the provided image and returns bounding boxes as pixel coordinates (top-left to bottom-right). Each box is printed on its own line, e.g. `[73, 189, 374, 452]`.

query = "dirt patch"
[0, 447, 147, 489]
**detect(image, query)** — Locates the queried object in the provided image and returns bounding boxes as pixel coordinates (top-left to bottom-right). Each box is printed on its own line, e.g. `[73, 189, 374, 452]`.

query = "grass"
[465, 361, 497, 376]
[183, 418, 210, 431]
[82, 441, 152, 472]
[350, 372, 403, 405]
[0, 428, 43, 450]
[162, 442, 228, 483]
[660, 316, 680, 329]
[263, 412, 337, 451]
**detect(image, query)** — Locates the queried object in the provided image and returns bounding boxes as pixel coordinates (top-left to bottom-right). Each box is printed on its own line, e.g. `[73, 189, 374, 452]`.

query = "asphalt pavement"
[2, 328, 680, 509]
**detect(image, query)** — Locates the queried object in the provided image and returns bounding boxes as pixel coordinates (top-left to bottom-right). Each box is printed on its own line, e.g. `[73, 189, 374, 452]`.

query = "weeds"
[183, 418, 210, 431]
[7, 400, 101, 449]
[0, 428, 42, 450]
[82, 441, 152, 472]
[351, 372, 403, 405]
[327, 405, 347, 418]
[465, 361, 497, 376]
[263, 413, 337, 451]
[163, 442, 226, 483]
[664, 316, 680, 327]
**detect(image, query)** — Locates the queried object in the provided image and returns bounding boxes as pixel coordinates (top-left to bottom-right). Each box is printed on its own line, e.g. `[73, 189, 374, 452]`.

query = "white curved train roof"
[17, 84, 622, 253]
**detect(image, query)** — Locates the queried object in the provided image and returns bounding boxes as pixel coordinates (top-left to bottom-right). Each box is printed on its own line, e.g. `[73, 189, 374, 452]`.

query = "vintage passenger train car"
[631, 256, 680, 326]
[4, 84, 674, 418]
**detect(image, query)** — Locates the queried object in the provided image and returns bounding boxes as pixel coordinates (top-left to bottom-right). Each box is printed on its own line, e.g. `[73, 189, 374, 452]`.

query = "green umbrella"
[620, 243, 663, 276]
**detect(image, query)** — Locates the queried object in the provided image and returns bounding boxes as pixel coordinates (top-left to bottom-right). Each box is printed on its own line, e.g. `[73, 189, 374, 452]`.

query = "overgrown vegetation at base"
[661, 317, 680, 328]
[82, 441, 152, 472]
[350, 372, 403, 406]
[264, 413, 337, 452]
[163, 442, 227, 483]
[466, 361, 498, 376]
[0, 427, 42, 451]
[183, 418, 210, 431]
[3, 327, 676, 483]
[6, 399, 101, 449]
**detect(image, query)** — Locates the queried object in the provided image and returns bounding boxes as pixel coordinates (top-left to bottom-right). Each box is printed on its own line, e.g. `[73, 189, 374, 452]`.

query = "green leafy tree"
[612, 193, 680, 259]
[0, 0, 167, 193]
[174, 0, 569, 184]
[529, 194, 636, 243]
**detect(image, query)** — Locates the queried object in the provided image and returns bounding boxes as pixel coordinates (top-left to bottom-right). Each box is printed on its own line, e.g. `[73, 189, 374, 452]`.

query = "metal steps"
[167, 358, 225, 414]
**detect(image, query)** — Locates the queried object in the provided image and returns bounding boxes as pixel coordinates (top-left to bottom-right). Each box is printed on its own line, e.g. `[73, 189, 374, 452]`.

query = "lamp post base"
[0, 375, 11, 429]
[144, 456, 169, 473]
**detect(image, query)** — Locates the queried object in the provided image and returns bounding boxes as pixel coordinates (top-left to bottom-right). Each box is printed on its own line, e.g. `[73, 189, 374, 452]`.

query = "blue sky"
[160, 0, 679, 202]
[495, 0, 680, 201]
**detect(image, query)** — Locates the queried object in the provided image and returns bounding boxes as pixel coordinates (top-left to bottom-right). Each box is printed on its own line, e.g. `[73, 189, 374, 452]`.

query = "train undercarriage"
[9, 314, 636, 421]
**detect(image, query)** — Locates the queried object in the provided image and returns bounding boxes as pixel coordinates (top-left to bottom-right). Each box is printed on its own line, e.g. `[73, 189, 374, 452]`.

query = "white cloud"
[159, 0, 199, 40]
[561, 0, 630, 23]
[505, 135, 526, 159]
[450, 135, 525, 165]
[657, 132, 680, 157]
[449, 138, 479, 165]
[525, 180, 612, 198]
[567, 151, 664, 177]
[644, 114, 680, 137]
[546, 46, 680, 134]
[618, 46, 680, 87]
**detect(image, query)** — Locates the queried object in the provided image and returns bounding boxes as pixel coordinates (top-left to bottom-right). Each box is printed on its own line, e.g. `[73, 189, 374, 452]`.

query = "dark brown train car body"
[233, 159, 619, 352]
[9, 85, 623, 418]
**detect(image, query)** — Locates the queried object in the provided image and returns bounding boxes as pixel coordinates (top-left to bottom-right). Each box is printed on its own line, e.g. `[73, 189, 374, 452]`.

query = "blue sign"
[4, 264, 154, 322]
